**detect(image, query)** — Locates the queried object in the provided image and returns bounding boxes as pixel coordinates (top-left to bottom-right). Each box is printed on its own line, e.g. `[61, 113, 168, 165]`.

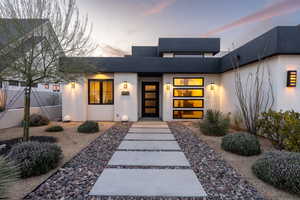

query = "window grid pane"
[174, 78, 204, 86]
[173, 110, 203, 119]
[103, 80, 113, 104]
[173, 88, 204, 97]
[173, 99, 204, 108]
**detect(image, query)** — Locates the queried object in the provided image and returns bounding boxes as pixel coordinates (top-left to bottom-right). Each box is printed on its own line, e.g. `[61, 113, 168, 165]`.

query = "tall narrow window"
[88, 79, 114, 105]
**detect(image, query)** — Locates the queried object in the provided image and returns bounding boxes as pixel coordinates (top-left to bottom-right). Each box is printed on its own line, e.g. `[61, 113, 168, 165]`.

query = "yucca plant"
[0, 156, 19, 199]
[200, 109, 230, 136]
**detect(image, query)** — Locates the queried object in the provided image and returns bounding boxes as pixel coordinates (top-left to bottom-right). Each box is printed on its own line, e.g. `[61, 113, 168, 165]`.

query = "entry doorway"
[142, 82, 159, 118]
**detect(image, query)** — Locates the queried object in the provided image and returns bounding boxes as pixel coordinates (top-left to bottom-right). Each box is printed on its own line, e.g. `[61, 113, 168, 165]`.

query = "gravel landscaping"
[24, 122, 131, 200]
[168, 122, 265, 200]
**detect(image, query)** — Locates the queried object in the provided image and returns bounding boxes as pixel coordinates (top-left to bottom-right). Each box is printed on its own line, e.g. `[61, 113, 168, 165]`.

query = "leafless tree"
[0, 0, 97, 141]
[231, 43, 274, 135]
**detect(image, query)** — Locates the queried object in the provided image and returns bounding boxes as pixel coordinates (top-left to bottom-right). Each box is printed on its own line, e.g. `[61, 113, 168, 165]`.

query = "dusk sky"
[77, 0, 300, 57]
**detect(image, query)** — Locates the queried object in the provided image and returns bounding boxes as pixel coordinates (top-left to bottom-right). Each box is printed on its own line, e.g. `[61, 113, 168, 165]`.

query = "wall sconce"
[123, 81, 128, 89]
[287, 70, 297, 87]
[166, 82, 171, 90]
[71, 82, 76, 89]
[209, 82, 215, 91]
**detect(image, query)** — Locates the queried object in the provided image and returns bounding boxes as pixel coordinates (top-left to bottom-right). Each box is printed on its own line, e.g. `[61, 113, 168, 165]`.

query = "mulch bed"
[24, 122, 131, 200]
[168, 122, 265, 200]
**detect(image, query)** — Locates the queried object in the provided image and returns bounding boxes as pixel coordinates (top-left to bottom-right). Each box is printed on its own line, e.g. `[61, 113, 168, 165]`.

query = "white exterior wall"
[62, 76, 88, 121]
[220, 55, 300, 114]
[114, 73, 138, 121]
[162, 74, 221, 121]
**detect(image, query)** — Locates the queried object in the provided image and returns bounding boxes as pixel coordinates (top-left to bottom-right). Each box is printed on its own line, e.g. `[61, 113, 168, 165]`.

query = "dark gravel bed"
[24, 122, 131, 200]
[168, 122, 265, 200]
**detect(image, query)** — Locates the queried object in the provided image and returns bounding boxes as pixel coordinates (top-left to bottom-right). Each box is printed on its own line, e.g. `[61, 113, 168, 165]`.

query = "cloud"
[143, 0, 176, 16]
[99, 44, 129, 57]
[202, 0, 300, 37]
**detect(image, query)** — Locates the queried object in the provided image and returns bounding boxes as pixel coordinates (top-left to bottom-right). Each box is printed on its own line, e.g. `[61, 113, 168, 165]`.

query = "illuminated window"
[173, 110, 203, 119]
[173, 88, 204, 97]
[173, 99, 204, 108]
[173, 77, 204, 87]
[287, 71, 297, 87]
[88, 79, 114, 105]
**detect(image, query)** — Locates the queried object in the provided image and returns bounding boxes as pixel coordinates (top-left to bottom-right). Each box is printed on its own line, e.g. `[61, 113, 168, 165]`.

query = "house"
[60, 25, 300, 122]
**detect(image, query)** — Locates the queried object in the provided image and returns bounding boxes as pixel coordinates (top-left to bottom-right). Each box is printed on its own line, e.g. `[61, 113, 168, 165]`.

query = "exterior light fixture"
[71, 81, 76, 89]
[287, 70, 297, 87]
[210, 82, 215, 91]
[123, 81, 128, 89]
[166, 82, 171, 90]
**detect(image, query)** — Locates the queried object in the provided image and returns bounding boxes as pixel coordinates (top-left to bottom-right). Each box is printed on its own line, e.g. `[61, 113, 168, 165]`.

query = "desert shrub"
[230, 111, 246, 131]
[77, 121, 99, 133]
[45, 125, 64, 132]
[257, 110, 300, 152]
[7, 142, 62, 178]
[221, 132, 261, 156]
[252, 151, 300, 195]
[22, 113, 50, 127]
[200, 110, 230, 136]
[0, 136, 57, 156]
[0, 156, 19, 199]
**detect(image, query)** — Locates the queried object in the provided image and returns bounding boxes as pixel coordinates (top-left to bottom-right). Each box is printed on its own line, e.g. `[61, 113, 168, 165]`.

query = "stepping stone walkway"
[89, 122, 207, 198]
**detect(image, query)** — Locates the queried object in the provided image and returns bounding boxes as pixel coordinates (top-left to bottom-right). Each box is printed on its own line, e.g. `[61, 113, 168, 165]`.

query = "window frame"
[173, 110, 204, 119]
[173, 77, 204, 87]
[173, 99, 204, 108]
[88, 79, 114, 105]
[173, 88, 204, 97]
[8, 80, 19, 86]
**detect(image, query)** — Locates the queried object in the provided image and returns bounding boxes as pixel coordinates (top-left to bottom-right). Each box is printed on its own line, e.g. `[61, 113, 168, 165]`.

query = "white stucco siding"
[62, 76, 87, 121]
[276, 55, 300, 112]
[162, 74, 221, 121]
[219, 55, 300, 114]
[114, 73, 138, 121]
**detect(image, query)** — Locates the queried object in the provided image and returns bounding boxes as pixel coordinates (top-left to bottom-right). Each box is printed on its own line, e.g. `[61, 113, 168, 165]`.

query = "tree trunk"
[23, 86, 31, 141]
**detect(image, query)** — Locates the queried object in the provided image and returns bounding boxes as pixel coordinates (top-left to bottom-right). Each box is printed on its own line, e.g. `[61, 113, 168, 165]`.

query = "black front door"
[142, 82, 159, 118]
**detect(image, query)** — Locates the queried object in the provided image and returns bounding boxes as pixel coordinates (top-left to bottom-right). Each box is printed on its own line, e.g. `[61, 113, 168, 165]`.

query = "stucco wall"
[162, 74, 221, 121]
[114, 73, 138, 121]
[62, 76, 87, 121]
[219, 55, 300, 114]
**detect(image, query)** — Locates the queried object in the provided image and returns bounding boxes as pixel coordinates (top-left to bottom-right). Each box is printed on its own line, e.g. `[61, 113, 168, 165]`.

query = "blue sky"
[77, 0, 300, 56]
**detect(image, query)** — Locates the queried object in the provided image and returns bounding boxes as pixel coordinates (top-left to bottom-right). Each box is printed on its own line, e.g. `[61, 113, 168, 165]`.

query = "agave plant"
[0, 156, 19, 199]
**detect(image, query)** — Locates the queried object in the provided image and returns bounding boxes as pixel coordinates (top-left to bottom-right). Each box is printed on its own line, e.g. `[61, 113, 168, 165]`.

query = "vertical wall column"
[114, 73, 138, 121]
[62, 76, 88, 121]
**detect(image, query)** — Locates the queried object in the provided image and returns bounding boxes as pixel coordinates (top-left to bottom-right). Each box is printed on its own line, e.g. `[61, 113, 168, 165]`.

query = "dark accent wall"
[132, 46, 158, 57]
[158, 38, 220, 54]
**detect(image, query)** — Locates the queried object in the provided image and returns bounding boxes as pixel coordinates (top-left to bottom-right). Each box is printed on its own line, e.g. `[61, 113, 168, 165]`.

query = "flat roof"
[60, 25, 300, 74]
